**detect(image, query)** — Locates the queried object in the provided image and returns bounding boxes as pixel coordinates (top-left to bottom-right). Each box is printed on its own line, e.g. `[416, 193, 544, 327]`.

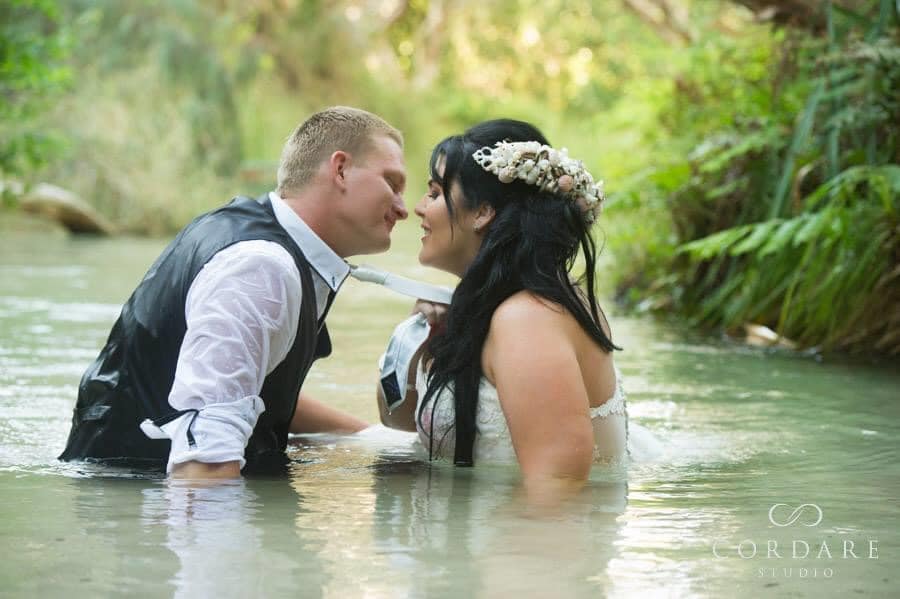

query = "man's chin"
[355, 237, 391, 256]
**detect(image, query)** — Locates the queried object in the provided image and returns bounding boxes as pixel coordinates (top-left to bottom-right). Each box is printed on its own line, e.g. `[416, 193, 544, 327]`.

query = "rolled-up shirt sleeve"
[162, 240, 302, 472]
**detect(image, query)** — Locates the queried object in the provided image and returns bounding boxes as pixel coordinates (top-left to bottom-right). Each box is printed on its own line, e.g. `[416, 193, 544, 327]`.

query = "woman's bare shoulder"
[489, 291, 569, 330]
[485, 290, 613, 365]
[482, 292, 575, 379]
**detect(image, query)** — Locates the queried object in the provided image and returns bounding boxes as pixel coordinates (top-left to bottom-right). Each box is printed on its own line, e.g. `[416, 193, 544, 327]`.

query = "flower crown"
[471, 140, 605, 223]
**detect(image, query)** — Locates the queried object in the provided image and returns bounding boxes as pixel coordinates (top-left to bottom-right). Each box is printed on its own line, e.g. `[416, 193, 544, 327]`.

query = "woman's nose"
[414, 196, 426, 217]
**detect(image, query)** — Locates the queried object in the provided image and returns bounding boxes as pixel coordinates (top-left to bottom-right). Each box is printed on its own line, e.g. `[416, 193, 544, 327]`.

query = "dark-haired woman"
[378, 119, 627, 494]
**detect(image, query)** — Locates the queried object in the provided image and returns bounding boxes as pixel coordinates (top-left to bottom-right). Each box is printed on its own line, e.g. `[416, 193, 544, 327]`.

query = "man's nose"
[393, 194, 409, 220]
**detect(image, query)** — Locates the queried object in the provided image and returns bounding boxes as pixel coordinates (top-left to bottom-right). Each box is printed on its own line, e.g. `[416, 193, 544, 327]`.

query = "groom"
[59, 106, 408, 478]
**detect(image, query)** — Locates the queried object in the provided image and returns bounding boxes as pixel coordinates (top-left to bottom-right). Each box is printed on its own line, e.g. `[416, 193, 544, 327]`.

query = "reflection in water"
[286, 444, 398, 598]
[141, 481, 263, 598]
[139, 478, 333, 598]
[62, 476, 177, 596]
[2, 233, 900, 597]
[281, 435, 631, 597]
[365, 457, 628, 597]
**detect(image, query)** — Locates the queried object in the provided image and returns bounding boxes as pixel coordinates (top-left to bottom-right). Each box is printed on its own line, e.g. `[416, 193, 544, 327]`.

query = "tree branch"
[621, 0, 694, 45]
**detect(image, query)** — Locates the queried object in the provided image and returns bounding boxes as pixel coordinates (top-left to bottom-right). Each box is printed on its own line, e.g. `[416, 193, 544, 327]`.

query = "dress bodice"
[414, 364, 628, 464]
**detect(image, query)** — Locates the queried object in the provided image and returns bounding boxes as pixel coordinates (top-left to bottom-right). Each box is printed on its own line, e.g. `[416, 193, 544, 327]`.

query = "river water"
[1, 228, 898, 598]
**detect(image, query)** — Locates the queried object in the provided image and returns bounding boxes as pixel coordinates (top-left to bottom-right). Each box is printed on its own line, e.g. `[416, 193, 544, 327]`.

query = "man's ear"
[473, 203, 496, 232]
[329, 150, 351, 190]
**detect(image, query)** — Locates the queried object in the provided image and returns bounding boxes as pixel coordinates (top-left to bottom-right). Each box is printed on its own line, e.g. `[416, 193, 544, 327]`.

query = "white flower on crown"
[471, 141, 605, 223]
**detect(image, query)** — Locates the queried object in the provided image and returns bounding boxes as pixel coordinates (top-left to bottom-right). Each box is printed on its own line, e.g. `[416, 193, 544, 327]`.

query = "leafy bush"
[0, 0, 71, 186]
[624, 1, 900, 354]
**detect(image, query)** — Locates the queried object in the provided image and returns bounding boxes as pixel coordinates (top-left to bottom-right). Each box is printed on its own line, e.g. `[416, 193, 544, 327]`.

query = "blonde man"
[60, 107, 408, 478]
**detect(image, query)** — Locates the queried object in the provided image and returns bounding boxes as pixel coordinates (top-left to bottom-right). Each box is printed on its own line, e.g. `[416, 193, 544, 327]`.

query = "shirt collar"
[268, 191, 350, 291]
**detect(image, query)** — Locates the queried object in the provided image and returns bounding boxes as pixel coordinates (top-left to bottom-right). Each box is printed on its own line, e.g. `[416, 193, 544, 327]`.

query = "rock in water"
[743, 323, 798, 350]
[20, 183, 115, 235]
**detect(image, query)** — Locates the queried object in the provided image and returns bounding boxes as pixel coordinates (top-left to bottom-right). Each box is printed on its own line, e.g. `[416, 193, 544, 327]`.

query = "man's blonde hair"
[276, 106, 403, 197]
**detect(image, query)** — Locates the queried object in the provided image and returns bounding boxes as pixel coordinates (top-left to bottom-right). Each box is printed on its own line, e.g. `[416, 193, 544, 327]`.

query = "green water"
[1, 229, 898, 598]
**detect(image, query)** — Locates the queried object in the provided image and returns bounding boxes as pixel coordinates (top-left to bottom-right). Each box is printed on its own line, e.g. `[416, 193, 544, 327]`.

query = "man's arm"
[290, 392, 368, 434]
[172, 460, 241, 479]
[167, 241, 303, 480]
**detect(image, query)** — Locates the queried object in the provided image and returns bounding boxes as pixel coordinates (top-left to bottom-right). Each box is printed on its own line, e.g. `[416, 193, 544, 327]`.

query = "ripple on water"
[0, 265, 88, 278]
[0, 296, 121, 322]
[2, 236, 899, 598]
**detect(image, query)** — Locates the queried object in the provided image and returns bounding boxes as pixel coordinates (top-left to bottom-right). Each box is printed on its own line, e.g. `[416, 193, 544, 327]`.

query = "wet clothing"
[59, 194, 337, 473]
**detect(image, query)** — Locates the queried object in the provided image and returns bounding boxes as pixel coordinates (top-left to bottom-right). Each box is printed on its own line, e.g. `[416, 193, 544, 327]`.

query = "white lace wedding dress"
[413, 364, 629, 464]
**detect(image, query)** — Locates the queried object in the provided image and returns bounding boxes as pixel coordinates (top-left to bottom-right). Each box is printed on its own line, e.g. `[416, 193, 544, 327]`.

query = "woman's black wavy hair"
[419, 118, 620, 466]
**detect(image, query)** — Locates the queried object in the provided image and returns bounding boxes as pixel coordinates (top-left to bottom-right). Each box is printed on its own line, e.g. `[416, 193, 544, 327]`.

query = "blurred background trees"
[0, 0, 70, 189]
[2, 0, 897, 355]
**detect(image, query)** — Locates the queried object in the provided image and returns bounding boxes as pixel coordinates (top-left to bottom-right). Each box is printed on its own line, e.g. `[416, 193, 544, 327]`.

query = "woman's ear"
[473, 204, 496, 233]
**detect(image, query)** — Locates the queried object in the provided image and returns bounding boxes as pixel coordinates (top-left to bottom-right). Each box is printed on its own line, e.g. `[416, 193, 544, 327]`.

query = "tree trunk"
[731, 0, 878, 32]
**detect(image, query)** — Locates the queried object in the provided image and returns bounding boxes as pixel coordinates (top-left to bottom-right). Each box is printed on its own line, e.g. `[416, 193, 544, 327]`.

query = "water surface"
[1, 230, 897, 597]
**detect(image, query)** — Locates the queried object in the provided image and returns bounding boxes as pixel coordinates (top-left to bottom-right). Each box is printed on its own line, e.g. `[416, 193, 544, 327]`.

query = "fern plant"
[654, 0, 900, 354]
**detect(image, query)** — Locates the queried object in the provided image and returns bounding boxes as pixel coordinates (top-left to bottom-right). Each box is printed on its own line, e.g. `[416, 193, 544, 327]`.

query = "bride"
[376, 119, 627, 494]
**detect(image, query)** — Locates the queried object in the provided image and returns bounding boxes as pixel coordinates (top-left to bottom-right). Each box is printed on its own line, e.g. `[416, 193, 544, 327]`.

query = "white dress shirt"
[141, 192, 349, 472]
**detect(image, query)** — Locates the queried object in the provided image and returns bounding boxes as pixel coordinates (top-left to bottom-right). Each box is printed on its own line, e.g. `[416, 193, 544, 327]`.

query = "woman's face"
[414, 158, 483, 277]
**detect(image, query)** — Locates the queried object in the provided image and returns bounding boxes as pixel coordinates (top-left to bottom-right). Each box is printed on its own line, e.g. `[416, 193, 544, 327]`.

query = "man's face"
[338, 134, 408, 256]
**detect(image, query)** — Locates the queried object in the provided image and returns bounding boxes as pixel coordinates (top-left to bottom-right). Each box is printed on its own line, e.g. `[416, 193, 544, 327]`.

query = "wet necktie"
[379, 313, 431, 413]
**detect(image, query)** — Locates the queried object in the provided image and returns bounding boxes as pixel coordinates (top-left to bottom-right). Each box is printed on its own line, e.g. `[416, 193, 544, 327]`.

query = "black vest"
[59, 195, 332, 472]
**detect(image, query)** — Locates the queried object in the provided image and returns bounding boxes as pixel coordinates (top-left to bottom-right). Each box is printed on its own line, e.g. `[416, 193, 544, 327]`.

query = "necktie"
[379, 313, 431, 413]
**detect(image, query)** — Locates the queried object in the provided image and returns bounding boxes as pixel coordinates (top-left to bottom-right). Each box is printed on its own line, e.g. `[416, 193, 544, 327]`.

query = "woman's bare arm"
[483, 293, 595, 497]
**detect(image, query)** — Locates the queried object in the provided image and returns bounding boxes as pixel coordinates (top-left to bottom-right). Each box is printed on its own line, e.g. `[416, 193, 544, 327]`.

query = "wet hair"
[276, 106, 402, 196]
[420, 118, 620, 466]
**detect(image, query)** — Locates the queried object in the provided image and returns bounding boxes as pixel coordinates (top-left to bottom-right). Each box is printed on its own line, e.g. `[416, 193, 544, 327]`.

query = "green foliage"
[625, 1, 900, 354]
[0, 0, 71, 182]
[65, 0, 260, 173]
[21, 0, 277, 232]
[25, 0, 719, 234]
[6, 0, 897, 355]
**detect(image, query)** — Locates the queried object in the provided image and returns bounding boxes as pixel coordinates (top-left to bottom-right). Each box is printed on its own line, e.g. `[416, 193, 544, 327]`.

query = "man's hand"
[171, 460, 241, 479]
